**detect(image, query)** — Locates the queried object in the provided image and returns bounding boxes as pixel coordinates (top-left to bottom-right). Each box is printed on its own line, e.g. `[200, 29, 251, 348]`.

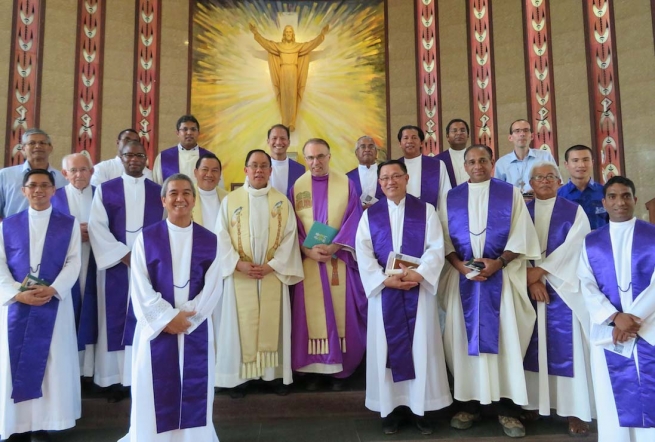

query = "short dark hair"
[564, 144, 593, 162]
[117, 128, 139, 140]
[244, 149, 272, 167]
[464, 144, 494, 161]
[446, 119, 470, 135]
[176, 115, 200, 131]
[23, 168, 55, 187]
[397, 125, 425, 142]
[267, 124, 290, 139]
[509, 119, 531, 134]
[377, 159, 407, 178]
[302, 138, 331, 154]
[161, 173, 196, 198]
[195, 152, 222, 171]
[120, 140, 145, 154]
[603, 175, 635, 198]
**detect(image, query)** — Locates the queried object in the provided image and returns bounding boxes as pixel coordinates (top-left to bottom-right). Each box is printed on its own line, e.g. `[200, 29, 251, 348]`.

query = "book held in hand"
[385, 252, 421, 276]
[302, 221, 339, 248]
[20, 274, 50, 292]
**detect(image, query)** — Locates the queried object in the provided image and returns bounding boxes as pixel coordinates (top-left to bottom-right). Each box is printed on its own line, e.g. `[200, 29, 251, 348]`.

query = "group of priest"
[0, 115, 652, 442]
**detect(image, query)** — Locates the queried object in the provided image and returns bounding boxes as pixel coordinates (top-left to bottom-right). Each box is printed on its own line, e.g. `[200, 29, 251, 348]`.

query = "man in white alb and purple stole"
[0, 169, 81, 440]
[267, 124, 305, 196]
[579, 176, 655, 442]
[289, 138, 367, 390]
[434, 118, 471, 188]
[521, 162, 594, 436]
[89, 140, 163, 391]
[346, 135, 383, 209]
[52, 153, 99, 378]
[120, 173, 221, 442]
[440, 145, 540, 438]
[356, 160, 452, 436]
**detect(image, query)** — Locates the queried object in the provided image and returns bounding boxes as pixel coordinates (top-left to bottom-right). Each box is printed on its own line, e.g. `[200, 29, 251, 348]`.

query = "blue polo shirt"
[557, 179, 608, 230]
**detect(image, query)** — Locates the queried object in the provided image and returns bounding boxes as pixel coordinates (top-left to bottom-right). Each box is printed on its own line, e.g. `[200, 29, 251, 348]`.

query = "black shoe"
[304, 375, 321, 391]
[382, 415, 399, 435]
[228, 385, 247, 399]
[30, 431, 51, 442]
[329, 377, 345, 391]
[2, 432, 30, 442]
[273, 383, 290, 396]
[415, 415, 433, 435]
[107, 386, 130, 403]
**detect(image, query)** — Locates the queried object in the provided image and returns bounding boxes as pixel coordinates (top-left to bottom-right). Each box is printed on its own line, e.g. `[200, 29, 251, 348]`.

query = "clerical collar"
[386, 196, 406, 208]
[468, 179, 491, 188]
[68, 183, 91, 195]
[198, 187, 218, 197]
[166, 218, 193, 232]
[177, 144, 199, 151]
[609, 217, 637, 228]
[404, 155, 422, 164]
[358, 164, 376, 171]
[535, 196, 556, 206]
[271, 157, 288, 164]
[28, 205, 53, 216]
[312, 173, 329, 181]
[244, 178, 271, 196]
[121, 173, 147, 183]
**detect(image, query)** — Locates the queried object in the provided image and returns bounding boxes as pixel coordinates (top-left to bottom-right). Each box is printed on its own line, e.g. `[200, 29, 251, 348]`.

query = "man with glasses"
[440, 145, 540, 438]
[192, 153, 227, 232]
[346, 135, 383, 209]
[52, 154, 98, 381]
[355, 159, 452, 435]
[267, 124, 305, 196]
[435, 119, 471, 187]
[88, 140, 163, 401]
[521, 162, 593, 437]
[214, 149, 303, 398]
[0, 169, 81, 441]
[494, 120, 556, 195]
[90, 129, 153, 187]
[289, 138, 367, 391]
[0, 128, 66, 220]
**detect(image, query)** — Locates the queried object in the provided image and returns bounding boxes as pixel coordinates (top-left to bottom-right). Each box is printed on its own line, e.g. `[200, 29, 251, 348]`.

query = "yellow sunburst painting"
[191, 0, 388, 188]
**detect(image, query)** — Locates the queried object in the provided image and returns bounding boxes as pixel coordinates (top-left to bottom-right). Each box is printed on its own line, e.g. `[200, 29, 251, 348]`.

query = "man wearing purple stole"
[120, 174, 221, 442]
[267, 124, 305, 196]
[289, 138, 367, 391]
[396, 125, 451, 213]
[88, 140, 163, 396]
[356, 160, 452, 435]
[0, 169, 81, 441]
[90, 129, 153, 187]
[440, 145, 540, 438]
[346, 135, 383, 209]
[579, 176, 655, 442]
[434, 119, 470, 187]
[521, 162, 593, 437]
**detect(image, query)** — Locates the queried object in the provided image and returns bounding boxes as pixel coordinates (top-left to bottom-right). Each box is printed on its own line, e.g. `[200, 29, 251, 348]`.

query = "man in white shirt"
[579, 176, 655, 442]
[346, 135, 382, 209]
[0, 169, 81, 441]
[435, 119, 470, 187]
[267, 124, 305, 196]
[90, 129, 153, 186]
[192, 153, 228, 232]
[356, 159, 452, 435]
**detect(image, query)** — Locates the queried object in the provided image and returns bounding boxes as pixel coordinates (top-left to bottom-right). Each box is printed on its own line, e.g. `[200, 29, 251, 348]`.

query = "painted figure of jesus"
[250, 23, 329, 132]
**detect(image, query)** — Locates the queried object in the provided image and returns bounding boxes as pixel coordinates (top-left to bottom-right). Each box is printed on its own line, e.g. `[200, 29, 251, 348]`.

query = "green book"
[20, 274, 50, 292]
[302, 222, 339, 248]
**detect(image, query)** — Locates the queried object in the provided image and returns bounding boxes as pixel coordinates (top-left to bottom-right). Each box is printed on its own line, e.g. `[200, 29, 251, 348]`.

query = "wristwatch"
[498, 256, 508, 268]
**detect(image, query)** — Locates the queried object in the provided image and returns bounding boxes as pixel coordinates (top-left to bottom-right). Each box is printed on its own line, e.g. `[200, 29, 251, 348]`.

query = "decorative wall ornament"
[5, 0, 45, 166]
[133, 0, 161, 165]
[415, 0, 442, 155]
[583, 0, 624, 182]
[466, 0, 498, 156]
[73, 0, 106, 162]
[522, 0, 558, 160]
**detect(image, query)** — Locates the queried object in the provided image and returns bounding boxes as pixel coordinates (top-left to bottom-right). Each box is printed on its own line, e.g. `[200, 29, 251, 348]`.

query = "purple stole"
[398, 155, 441, 208]
[101, 177, 163, 351]
[523, 197, 577, 377]
[143, 221, 216, 433]
[288, 158, 305, 190]
[346, 167, 383, 200]
[586, 220, 655, 428]
[434, 150, 457, 188]
[51, 186, 99, 350]
[3, 209, 74, 402]
[369, 195, 426, 382]
[160, 146, 209, 182]
[447, 179, 513, 355]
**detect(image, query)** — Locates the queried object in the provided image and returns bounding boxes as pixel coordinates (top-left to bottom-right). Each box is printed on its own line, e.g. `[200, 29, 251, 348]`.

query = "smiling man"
[120, 174, 221, 442]
[346, 135, 383, 209]
[90, 129, 153, 186]
[435, 119, 471, 187]
[192, 153, 228, 232]
[267, 124, 305, 196]
[579, 176, 655, 442]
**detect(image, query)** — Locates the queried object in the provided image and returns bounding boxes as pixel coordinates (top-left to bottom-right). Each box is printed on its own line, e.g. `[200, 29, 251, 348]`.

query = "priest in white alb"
[192, 153, 228, 232]
[521, 161, 593, 437]
[0, 169, 81, 441]
[579, 176, 655, 442]
[440, 145, 540, 438]
[356, 160, 452, 436]
[120, 173, 221, 442]
[214, 149, 303, 396]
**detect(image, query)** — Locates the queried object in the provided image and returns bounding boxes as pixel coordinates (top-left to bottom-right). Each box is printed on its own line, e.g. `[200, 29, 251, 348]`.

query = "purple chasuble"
[369, 195, 426, 382]
[434, 150, 457, 188]
[447, 179, 513, 355]
[160, 146, 209, 182]
[523, 197, 577, 377]
[3, 209, 74, 402]
[144, 221, 216, 433]
[101, 177, 163, 351]
[585, 220, 655, 428]
[51, 186, 99, 350]
[287, 158, 305, 190]
[398, 155, 441, 208]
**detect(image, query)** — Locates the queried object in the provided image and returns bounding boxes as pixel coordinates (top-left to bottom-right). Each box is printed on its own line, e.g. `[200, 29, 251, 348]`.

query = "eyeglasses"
[121, 153, 147, 160]
[531, 174, 558, 182]
[23, 183, 54, 190]
[304, 154, 329, 162]
[67, 167, 91, 174]
[24, 141, 50, 147]
[246, 164, 271, 170]
[379, 173, 406, 183]
[511, 128, 531, 134]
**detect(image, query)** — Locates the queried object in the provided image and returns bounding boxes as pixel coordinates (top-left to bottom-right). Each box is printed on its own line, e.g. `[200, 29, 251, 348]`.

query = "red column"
[4, 0, 45, 166]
